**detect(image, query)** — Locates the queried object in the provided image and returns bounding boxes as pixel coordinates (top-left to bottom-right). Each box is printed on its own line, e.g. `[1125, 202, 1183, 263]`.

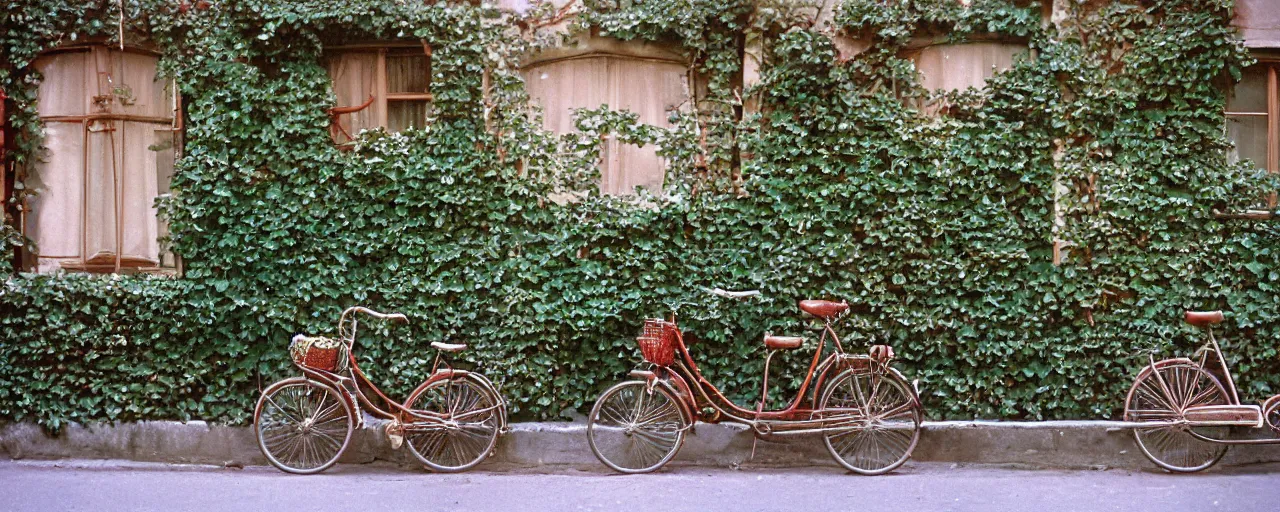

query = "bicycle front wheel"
[254, 378, 354, 475]
[587, 380, 688, 474]
[820, 368, 921, 475]
[404, 373, 503, 472]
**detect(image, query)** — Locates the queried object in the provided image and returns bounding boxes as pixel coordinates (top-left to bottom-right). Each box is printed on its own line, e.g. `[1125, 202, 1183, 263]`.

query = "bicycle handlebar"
[341, 306, 410, 323]
[706, 287, 761, 299]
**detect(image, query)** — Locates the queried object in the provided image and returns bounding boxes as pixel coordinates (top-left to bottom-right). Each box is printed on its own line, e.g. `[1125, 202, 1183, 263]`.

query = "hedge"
[1, 0, 1277, 431]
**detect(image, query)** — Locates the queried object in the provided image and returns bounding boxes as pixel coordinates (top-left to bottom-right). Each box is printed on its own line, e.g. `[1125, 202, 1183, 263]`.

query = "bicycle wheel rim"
[405, 375, 502, 472]
[821, 369, 921, 475]
[255, 379, 353, 475]
[1126, 364, 1229, 473]
[587, 381, 687, 474]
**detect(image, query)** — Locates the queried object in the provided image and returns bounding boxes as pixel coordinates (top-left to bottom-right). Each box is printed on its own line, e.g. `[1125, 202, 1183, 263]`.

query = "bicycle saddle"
[764, 335, 804, 350]
[1185, 311, 1223, 327]
[798, 300, 849, 320]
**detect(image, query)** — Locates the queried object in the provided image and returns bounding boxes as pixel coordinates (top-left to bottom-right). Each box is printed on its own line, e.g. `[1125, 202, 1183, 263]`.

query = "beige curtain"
[327, 52, 380, 135]
[29, 122, 84, 262]
[35, 51, 89, 117]
[524, 55, 688, 195]
[31, 48, 172, 271]
[914, 42, 1025, 93]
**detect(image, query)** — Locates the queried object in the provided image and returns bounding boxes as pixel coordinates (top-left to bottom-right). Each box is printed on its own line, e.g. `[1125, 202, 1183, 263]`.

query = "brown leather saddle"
[1185, 311, 1223, 327]
[798, 299, 849, 320]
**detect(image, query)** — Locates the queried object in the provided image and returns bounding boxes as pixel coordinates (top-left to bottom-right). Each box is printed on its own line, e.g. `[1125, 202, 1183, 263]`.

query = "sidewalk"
[3, 419, 1279, 470]
[3, 459, 1277, 512]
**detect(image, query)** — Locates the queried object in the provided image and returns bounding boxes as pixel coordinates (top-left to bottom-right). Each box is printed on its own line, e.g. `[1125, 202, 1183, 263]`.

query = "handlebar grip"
[388, 313, 409, 323]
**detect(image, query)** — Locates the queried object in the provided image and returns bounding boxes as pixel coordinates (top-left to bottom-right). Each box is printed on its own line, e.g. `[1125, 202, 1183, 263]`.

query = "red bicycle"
[587, 288, 923, 474]
[254, 306, 508, 474]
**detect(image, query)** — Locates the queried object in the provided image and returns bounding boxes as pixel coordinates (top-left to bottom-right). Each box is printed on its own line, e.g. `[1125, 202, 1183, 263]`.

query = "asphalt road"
[1, 460, 1275, 512]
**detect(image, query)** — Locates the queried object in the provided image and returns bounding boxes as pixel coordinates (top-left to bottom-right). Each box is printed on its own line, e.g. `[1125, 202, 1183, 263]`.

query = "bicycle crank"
[385, 421, 405, 449]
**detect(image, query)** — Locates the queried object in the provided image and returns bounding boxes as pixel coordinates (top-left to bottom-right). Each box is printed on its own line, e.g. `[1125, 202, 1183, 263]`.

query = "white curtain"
[32, 48, 171, 271]
[915, 42, 1025, 93]
[29, 122, 84, 262]
[524, 55, 688, 195]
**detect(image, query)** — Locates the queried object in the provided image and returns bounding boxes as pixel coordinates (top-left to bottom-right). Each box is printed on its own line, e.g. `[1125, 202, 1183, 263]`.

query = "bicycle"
[587, 288, 924, 474]
[254, 306, 509, 474]
[1123, 310, 1280, 472]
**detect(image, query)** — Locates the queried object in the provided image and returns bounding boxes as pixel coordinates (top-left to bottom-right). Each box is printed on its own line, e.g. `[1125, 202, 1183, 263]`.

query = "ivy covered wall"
[1, 0, 1278, 430]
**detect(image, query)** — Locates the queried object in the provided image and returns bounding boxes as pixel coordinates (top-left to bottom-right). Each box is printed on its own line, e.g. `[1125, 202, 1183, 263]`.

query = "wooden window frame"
[327, 41, 433, 142]
[30, 44, 182, 274]
[1224, 57, 1279, 215]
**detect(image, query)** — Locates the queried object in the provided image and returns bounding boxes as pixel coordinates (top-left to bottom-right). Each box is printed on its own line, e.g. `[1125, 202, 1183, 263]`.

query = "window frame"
[326, 41, 434, 144]
[28, 43, 182, 274]
[1224, 56, 1279, 212]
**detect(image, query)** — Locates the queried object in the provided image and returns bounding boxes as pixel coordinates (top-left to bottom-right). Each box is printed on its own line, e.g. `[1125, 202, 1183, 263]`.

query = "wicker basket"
[636, 319, 677, 367]
[290, 334, 347, 372]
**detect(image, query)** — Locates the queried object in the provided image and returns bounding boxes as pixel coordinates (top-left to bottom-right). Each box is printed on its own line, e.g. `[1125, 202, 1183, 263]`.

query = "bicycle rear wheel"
[587, 380, 689, 474]
[820, 368, 921, 475]
[403, 373, 503, 472]
[254, 378, 354, 474]
[1125, 362, 1230, 472]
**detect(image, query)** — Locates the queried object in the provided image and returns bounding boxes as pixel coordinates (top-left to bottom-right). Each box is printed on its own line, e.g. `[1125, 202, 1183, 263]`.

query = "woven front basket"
[289, 335, 347, 372]
[636, 319, 677, 367]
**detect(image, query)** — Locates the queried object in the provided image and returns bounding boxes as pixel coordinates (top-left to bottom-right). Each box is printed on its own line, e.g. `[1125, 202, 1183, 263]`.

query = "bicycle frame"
[296, 307, 506, 432]
[1189, 328, 1241, 406]
[648, 312, 914, 436]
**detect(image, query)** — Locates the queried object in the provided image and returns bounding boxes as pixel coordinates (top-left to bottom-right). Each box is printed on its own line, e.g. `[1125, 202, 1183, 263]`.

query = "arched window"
[28, 45, 178, 273]
[523, 41, 689, 195]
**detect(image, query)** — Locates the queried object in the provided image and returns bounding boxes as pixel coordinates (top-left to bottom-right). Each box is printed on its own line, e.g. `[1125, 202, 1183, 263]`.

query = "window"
[27, 46, 178, 273]
[523, 53, 688, 195]
[911, 41, 1027, 114]
[326, 43, 433, 144]
[1225, 61, 1279, 210]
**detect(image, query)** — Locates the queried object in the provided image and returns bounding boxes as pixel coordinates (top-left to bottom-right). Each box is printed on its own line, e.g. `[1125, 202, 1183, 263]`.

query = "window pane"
[30, 122, 85, 261]
[387, 100, 429, 132]
[34, 51, 89, 117]
[327, 52, 380, 135]
[914, 42, 1026, 93]
[387, 51, 428, 93]
[114, 50, 173, 119]
[1227, 65, 1267, 113]
[610, 58, 687, 194]
[1226, 114, 1268, 170]
[154, 128, 176, 267]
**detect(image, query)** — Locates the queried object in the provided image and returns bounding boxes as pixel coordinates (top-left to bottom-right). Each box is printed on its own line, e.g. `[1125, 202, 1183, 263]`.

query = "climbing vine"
[1, 0, 1277, 431]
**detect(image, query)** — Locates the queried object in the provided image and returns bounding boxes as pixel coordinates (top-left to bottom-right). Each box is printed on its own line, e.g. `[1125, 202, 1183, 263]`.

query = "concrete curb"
[3, 419, 1278, 470]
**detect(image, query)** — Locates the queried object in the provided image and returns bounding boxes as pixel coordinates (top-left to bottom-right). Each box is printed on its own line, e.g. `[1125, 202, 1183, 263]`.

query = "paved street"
[0, 460, 1275, 512]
